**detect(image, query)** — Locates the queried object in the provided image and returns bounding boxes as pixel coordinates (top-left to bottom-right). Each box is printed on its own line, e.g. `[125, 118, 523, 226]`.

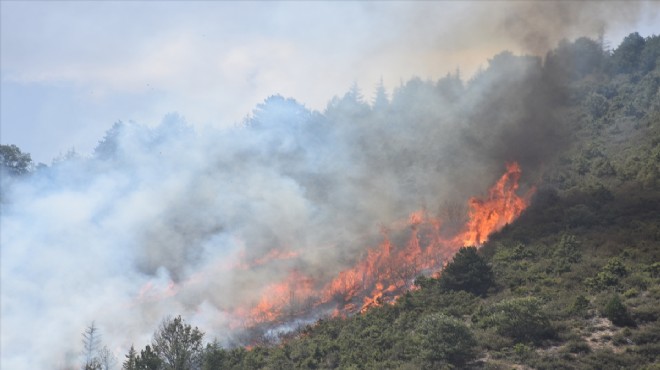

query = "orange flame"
[232, 162, 533, 326]
[458, 162, 531, 246]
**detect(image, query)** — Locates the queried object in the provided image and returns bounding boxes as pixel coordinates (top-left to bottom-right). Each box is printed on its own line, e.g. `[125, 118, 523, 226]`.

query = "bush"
[603, 294, 635, 327]
[586, 257, 629, 290]
[571, 294, 590, 315]
[415, 313, 477, 367]
[477, 297, 554, 344]
[438, 246, 495, 297]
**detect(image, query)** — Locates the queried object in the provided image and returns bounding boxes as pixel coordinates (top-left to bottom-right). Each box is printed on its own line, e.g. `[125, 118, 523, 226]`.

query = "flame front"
[459, 162, 530, 246]
[231, 162, 533, 326]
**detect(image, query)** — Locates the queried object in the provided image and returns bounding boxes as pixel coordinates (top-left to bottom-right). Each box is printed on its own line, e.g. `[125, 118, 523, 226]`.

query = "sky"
[2, 1, 659, 163]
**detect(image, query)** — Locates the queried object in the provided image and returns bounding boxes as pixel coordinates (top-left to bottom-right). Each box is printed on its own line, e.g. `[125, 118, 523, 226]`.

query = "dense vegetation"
[4, 32, 660, 369]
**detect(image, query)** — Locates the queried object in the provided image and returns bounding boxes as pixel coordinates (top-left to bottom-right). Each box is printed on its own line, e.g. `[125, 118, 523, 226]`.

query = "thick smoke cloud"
[1, 2, 655, 369]
[0, 63, 565, 368]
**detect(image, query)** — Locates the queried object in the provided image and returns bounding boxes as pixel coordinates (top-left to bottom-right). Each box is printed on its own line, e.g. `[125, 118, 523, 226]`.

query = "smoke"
[1, 2, 655, 369]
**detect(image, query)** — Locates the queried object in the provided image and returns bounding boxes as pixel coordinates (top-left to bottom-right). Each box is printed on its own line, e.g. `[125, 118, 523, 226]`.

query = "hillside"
[2, 33, 659, 370]
[191, 33, 660, 370]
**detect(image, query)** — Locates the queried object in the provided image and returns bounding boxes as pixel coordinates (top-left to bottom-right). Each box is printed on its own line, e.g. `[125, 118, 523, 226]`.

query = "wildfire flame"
[232, 162, 534, 326]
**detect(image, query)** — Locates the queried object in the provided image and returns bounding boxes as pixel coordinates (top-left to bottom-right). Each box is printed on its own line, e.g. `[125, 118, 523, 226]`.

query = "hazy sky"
[1, 1, 659, 162]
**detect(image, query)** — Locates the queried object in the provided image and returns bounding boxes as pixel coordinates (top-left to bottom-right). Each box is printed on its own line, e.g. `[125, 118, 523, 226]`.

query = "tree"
[122, 345, 138, 370]
[610, 32, 646, 74]
[98, 346, 117, 370]
[202, 341, 228, 370]
[0, 144, 32, 176]
[372, 78, 389, 111]
[94, 121, 124, 160]
[325, 82, 370, 119]
[603, 294, 635, 327]
[438, 246, 495, 296]
[135, 345, 162, 370]
[640, 34, 660, 73]
[244, 95, 311, 130]
[152, 315, 204, 370]
[82, 322, 102, 370]
[415, 313, 477, 367]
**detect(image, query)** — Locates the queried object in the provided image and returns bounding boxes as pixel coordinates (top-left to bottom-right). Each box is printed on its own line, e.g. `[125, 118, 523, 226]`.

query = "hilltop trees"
[610, 32, 646, 74]
[0, 144, 32, 176]
[125, 316, 205, 370]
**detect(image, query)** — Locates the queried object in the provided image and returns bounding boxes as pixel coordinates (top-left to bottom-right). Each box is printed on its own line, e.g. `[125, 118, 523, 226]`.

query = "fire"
[233, 162, 534, 326]
[235, 270, 315, 325]
[458, 162, 531, 246]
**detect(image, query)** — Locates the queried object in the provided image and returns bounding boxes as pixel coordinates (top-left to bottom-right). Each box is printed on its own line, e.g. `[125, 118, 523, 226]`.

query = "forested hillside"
[184, 33, 660, 370]
[2, 32, 659, 369]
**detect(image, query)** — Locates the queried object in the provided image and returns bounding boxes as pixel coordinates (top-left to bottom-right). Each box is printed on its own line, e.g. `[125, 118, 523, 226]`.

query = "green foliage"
[585, 92, 609, 120]
[610, 32, 646, 74]
[0, 144, 32, 176]
[115, 33, 660, 369]
[476, 297, 554, 344]
[438, 246, 495, 297]
[414, 313, 477, 368]
[546, 37, 605, 79]
[135, 345, 162, 370]
[564, 338, 591, 354]
[586, 256, 629, 291]
[645, 262, 660, 278]
[151, 315, 204, 370]
[552, 234, 581, 274]
[571, 294, 590, 315]
[493, 242, 534, 262]
[122, 345, 138, 370]
[603, 294, 635, 327]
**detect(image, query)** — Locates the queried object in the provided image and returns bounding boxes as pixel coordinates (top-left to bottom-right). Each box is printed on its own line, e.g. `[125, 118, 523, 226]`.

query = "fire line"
[233, 162, 533, 327]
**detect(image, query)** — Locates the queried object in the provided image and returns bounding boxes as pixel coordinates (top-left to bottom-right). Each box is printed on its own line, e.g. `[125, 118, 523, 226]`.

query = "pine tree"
[122, 345, 138, 370]
[82, 322, 102, 370]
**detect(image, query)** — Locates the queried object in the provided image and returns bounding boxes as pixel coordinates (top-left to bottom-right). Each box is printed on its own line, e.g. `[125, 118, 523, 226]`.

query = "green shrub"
[603, 294, 635, 327]
[439, 246, 495, 297]
[586, 257, 629, 290]
[477, 297, 555, 344]
[415, 313, 477, 368]
[564, 338, 592, 354]
[571, 294, 590, 315]
[552, 234, 582, 273]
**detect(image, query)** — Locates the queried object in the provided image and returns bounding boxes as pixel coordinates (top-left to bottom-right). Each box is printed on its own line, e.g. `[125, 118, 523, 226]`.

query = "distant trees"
[94, 121, 124, 160]
[82, 322, 102, 370]
[152, 315, 205, 370]
[0, 144, 32, 176]
[438, 246, 495, 296]
[81, 322, 116, 370]
[371, 78, 390, 112]
[125, 316, 204, 370]
[610, 32, 646, 74]
[122, 346, 137, 370]
[545, 37, 605, 79]
[135, 345, 161, 370]
[245, 95, 312, 130]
